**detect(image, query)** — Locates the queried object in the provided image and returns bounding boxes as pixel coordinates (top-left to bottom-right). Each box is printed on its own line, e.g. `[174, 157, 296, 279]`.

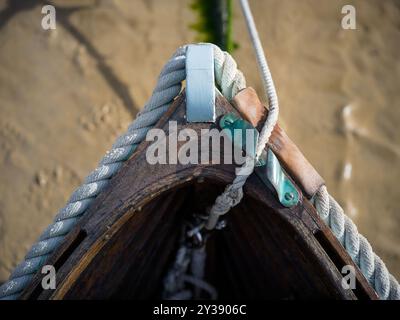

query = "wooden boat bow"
[21, 90, 378, 300]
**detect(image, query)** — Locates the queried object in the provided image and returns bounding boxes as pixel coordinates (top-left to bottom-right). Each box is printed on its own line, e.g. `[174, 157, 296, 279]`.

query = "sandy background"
[0, 0, 399, 284]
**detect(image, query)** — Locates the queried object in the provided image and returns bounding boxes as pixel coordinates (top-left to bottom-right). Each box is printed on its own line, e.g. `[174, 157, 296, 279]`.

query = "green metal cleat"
[219, 112, 299, 208]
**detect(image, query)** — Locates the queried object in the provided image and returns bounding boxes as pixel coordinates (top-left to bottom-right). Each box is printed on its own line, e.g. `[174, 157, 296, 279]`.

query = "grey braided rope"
[313, 185, 400, 300]
[0, 44, 247, 300]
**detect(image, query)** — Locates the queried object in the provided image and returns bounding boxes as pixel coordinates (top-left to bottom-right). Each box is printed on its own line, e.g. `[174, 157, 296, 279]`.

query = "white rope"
[205, 0, 279, 229]
[239, 0, 279, 157]
[313, 185, 400, 300]
[0, 44, 247, 300]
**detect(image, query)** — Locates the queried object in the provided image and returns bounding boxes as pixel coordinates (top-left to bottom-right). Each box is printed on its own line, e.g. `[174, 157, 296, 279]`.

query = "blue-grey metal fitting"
[256, 149, 300, 208]
[185, 44, 216, 123]
[220, 112, 300, 208]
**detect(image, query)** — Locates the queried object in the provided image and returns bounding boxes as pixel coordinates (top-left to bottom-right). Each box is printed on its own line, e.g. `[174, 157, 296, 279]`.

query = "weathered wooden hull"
[21, 92, 377, 300]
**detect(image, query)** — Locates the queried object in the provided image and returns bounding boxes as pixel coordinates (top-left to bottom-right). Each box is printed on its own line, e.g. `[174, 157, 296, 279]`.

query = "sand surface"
[0, 0, 399, 284]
